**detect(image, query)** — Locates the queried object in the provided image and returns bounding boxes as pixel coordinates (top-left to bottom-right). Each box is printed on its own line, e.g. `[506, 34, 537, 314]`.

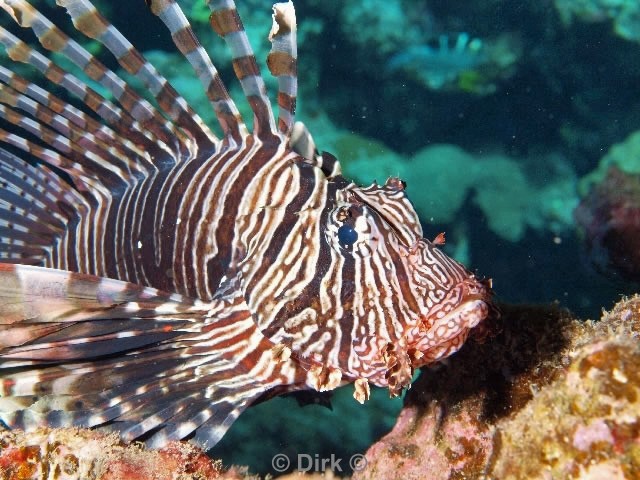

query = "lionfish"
[0, 0, 491, 449]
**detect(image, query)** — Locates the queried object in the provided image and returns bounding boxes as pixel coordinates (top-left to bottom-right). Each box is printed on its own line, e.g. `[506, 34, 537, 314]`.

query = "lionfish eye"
[338, 224, 358, 247]
[325, 203, 378, 257]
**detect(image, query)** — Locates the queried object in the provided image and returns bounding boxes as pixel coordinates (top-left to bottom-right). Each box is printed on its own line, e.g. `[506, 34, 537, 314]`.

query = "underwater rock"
[580, 129, 640, 195]
[575, 166, 640, 282]
[353, 296, 640, 479]
[0, 428, 243, 479]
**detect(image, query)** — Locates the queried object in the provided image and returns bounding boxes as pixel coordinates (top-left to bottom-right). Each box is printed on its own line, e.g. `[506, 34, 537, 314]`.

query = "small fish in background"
[387, 33, 486, 90]
[387, 31, 522, 95]
[0, 0, 492, 450]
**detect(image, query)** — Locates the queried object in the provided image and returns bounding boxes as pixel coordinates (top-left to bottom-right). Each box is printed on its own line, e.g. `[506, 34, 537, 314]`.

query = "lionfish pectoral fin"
[0, 265, 294, 449]
[0, 263, 209, 361]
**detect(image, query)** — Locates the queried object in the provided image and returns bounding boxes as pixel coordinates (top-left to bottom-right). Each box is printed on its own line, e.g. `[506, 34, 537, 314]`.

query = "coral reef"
[580, 129, 640, 194]
[574, 166, 640, 282]
[353, 296, 640, 479]
[554, 0, 640, 43]
[0, 428, 245, 479]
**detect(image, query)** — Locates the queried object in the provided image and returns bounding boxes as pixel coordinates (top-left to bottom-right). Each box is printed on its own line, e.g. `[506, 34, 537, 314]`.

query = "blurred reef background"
[2, 0, 640, 477]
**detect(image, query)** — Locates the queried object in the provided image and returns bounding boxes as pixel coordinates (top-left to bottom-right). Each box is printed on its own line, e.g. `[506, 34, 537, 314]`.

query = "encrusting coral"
[575, 166, 640, 282]
[0, 428, 245, 480]
[353, 297, 640, 479]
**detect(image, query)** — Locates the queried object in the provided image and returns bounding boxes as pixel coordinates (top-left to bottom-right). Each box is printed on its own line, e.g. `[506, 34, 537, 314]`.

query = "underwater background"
[2, 0, 639, 476]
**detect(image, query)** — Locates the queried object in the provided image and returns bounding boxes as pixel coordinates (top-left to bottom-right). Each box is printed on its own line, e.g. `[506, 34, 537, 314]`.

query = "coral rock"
[354, 297, 640, 479]
[575, 166, 640, 282]
[0, 428, 243, 480]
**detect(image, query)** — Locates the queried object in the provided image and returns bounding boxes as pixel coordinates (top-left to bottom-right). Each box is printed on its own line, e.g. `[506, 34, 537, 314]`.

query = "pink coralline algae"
[0, 428, 244, 480]
[574, 166, 640, 282]
[353, 298, 640, 480]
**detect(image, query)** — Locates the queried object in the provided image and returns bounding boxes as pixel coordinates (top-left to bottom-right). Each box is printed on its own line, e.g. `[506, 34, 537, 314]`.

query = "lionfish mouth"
[412, 276, 493, 364]
[383, 278, 493, 397]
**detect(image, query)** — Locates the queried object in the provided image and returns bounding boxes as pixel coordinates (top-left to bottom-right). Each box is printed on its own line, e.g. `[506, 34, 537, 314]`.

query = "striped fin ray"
[267, 1, 297, 135]
[0, 126, 99, 191]
[0, 264, 299, 448]
[0, 264, 209, 329]
[147, 0, 247, 145]
[209, 0, 278, 140]
[143, 382, 260, 450]
[0, 92, 124, 274]
[0, 83, 146, 185]
[0, 24, 174, 161]
[0, 148, 87, 264]
[0, 363, 262, 449]
[0, 264, 211, 430]
[0, 102, 128, 191]
[1, 367, 263, 450]
[0, 65, 153, 173]
[55, 0, 217, 152]
[0, 0, 189, 162]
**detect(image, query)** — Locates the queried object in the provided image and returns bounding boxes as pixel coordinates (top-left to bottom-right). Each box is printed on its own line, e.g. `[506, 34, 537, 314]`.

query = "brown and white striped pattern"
[0, 0, 492, 448]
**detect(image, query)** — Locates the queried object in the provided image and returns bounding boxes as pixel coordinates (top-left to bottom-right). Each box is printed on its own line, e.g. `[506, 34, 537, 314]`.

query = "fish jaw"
[411, 277, 492, 363]
[361, 276, 492, 397]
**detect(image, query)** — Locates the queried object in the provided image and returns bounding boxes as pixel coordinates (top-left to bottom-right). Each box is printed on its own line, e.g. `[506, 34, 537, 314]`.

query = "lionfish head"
[320, 175, 493, 396]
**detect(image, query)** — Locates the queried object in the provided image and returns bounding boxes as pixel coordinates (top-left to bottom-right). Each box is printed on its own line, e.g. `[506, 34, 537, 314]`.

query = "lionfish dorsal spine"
[144, 0, 247, 145]
[0, 7, 177, 166]
[4, 0, 190, 153]
[267, 1, 297, 135]
[208, 0, 277, 140]
[54, 0, 216, 153]
[0, 63, 150, 172]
